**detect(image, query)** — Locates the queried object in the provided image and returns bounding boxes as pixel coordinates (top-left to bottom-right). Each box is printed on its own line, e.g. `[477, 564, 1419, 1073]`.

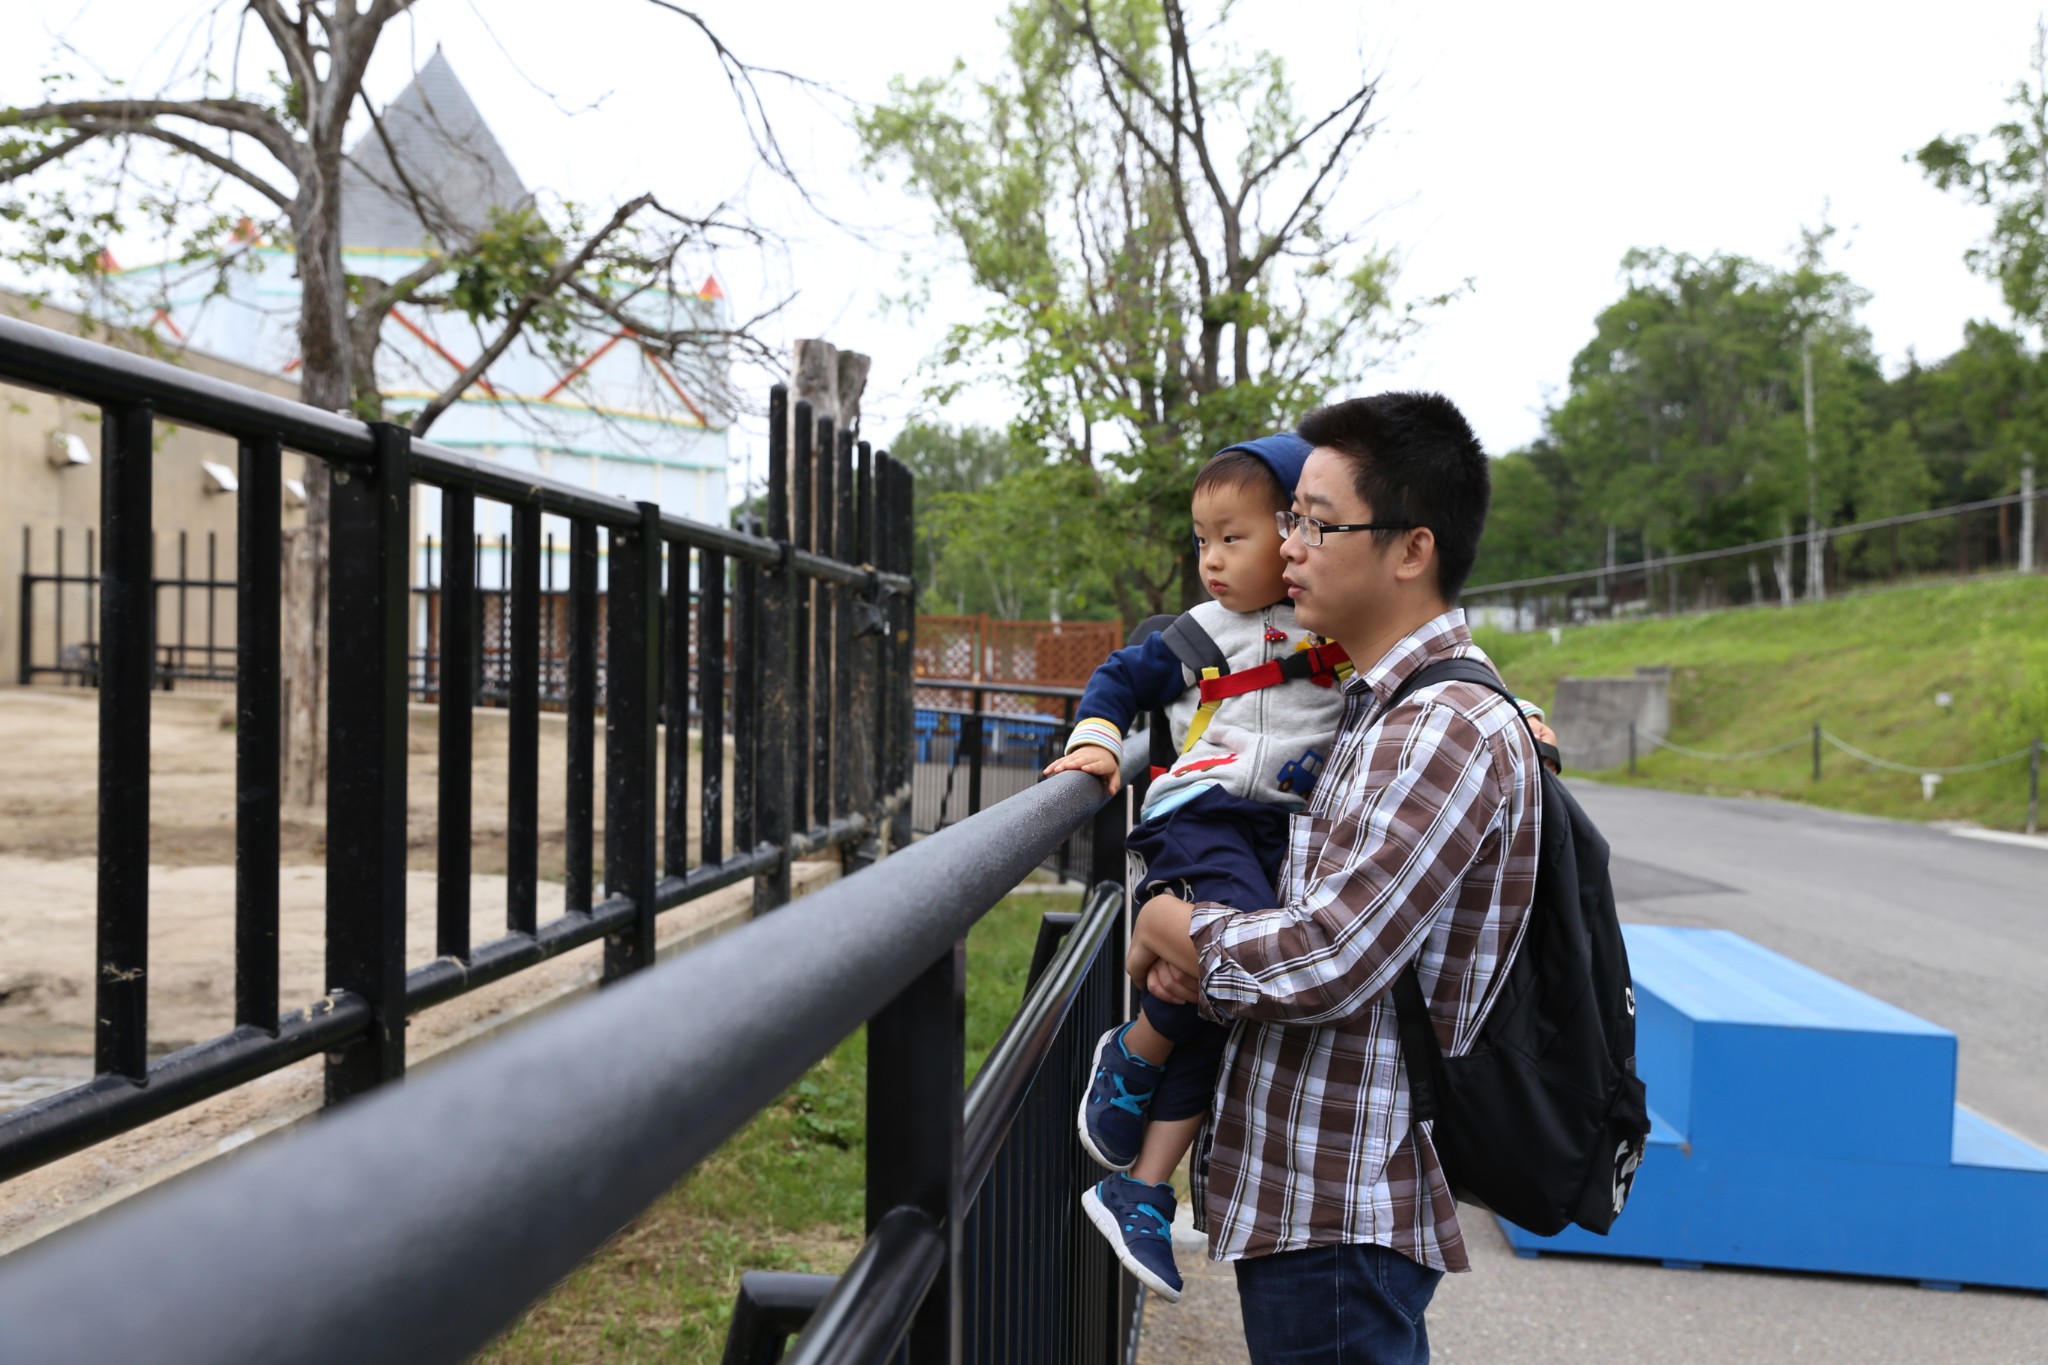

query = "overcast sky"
[5, 0, 2041, 502]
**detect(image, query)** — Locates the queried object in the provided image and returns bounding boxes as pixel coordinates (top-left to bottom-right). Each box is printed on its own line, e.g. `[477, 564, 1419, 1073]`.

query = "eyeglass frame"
[1274, 509, 1419, 548]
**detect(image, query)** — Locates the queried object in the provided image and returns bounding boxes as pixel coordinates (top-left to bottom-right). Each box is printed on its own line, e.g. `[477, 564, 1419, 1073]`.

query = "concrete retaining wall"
[1553, 667, 1669, 771]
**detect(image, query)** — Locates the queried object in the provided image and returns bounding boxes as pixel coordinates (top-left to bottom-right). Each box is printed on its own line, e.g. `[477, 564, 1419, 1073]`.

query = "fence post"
[16, 527, 31, 685]
[235, 434, 283, 1034]
[888, 453, 917, 857]
[603, 502, 664, 979]
[754, 392, 796, 913]
[2029, 736, 2041, 837]
[325, 422, 413, 1103]
[866, 943, 966, 1364]
[97, 402, 154, 1084]
[1812, 723, 1822, 784]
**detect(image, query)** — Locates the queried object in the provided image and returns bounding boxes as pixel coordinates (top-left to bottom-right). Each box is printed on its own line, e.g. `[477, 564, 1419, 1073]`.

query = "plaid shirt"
[1187, 609, 1540, 1272]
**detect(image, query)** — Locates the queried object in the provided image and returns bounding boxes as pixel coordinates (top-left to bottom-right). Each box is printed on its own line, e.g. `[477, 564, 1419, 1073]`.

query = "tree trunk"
[279, 140, 354, 812]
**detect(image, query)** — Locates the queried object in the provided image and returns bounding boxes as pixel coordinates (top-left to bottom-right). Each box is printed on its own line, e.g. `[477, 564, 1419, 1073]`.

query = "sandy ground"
[0, 684, 773, 1253]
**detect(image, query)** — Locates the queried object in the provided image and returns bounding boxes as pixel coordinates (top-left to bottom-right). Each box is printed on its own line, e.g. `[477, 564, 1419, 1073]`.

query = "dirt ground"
[0, 683, 768, 1252]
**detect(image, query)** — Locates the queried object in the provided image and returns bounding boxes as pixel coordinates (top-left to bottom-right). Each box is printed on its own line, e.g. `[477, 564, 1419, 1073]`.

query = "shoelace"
[1105, 1072, 1153, 1116]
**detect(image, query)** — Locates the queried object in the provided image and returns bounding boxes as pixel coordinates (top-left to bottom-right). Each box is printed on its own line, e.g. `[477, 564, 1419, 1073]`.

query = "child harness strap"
[1157, 611, 1350, 756]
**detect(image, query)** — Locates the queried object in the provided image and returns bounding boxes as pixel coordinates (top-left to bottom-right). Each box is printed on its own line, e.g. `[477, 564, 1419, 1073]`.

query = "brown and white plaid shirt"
[1187, 609, 1540, 1272]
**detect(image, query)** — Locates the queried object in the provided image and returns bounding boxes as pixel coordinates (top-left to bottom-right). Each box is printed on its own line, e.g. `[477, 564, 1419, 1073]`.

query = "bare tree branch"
[0, 98, 300, 171]
[410, 193, 653, 434]
[69, 117, 295, 209]
[0, 131, 97, 184]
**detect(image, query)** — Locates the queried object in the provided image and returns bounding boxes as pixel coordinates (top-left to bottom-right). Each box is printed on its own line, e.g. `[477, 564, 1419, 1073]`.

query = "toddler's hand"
[1043, 743, 1122, 796]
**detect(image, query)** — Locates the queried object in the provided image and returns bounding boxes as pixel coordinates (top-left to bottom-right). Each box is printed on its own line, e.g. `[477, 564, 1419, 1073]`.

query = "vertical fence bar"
[325, 423, 413, 1103]
[790, 401, 814, 831]
[699, 548, 727, 866]
[833, 429, 857, 835]
[56, 528, 67, 680]
[508, 501, 542, 937]
[235, 434, 283, 1032]
[15, 527, 29, 684]
[603, 503, 664, 980]
[438, 489, 477, 957]
[754, 392, 795, 912]
[176, 530, 189, 681]
[96, 402, 154, 1082]
[206, 531, 218, 681]
[813, 414, 836, 832]
[665, 541, 692, 878]
[966, 688, 985, 818]
[732, 522, 758, 858]
[564, 519, 598, 914]
[867, 943, 966, 1363]
[888, 454, 917, 855]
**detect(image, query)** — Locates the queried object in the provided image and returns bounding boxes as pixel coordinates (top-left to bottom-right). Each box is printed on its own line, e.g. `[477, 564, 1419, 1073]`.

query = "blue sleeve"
[1066, 633, 1191, 756]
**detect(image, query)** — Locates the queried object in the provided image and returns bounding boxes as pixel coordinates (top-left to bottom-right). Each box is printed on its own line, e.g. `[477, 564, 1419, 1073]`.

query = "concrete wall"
[1, 292, 308, 682]
[1553, 666, 1670, 771]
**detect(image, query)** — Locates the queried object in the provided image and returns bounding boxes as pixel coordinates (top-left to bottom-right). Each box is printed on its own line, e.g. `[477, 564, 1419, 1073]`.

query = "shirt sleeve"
[1189, 697, 1508, 1026]
[1065, 632, 1192, 759]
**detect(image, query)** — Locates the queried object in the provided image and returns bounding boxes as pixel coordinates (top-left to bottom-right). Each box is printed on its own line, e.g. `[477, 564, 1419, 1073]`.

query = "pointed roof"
[340, 51, 530, 251]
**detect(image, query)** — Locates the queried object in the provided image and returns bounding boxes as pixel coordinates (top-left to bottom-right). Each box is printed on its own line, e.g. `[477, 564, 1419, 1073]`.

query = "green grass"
[475, 891, 1080, 1365]
[1475, 575, 2048, 829]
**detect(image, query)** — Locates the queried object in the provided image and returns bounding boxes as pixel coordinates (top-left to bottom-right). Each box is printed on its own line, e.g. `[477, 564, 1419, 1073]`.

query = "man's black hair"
[1296, 392, 1491, 601]
[1192, 449, 1289, 514]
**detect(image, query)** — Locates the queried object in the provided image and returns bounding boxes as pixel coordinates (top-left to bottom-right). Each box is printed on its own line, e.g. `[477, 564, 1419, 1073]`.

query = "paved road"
[1138, 781, 2048, 1364]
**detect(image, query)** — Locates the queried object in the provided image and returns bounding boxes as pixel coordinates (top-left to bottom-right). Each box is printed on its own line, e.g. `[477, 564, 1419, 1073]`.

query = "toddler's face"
[1192, 484, 1290, 614]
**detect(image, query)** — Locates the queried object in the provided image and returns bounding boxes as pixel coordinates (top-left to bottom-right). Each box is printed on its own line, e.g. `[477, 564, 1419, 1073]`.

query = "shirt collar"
[1343, 607, 1474, 703]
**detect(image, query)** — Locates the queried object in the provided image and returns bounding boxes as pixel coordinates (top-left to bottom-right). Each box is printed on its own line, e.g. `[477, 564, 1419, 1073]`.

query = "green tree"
[861, 0, 1431, 625]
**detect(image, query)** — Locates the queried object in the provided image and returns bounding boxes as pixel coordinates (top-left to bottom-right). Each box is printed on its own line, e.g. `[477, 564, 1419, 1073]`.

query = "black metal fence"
[0, 314, 1147, 1362]
[18, 525, 239, 688]
[0, 739, 1150, 1365]
[0, 313, 916, 1182]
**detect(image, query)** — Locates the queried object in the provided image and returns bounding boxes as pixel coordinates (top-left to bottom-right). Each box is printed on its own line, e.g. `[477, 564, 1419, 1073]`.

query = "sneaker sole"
[1081, 1185, 1183, 1304]
[1076, 1027, 1138, 1174]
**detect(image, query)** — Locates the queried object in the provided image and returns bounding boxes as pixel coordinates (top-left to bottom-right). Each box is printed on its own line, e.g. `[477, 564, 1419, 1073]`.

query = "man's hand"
[1042, 743, 1121, 796]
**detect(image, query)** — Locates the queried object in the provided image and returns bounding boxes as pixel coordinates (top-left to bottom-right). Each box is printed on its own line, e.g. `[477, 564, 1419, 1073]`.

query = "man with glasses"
[1128, 393, 1544, 1364]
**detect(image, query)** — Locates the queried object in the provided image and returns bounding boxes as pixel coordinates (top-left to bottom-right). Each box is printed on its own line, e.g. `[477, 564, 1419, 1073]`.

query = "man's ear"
[1393, 527, 1436, 585]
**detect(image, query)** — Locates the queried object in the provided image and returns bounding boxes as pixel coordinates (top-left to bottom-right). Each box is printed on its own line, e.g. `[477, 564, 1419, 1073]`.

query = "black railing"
[0, 747, 1149, 1364]
[18, 526, 239, 688]
[0, 313, 917, 1183]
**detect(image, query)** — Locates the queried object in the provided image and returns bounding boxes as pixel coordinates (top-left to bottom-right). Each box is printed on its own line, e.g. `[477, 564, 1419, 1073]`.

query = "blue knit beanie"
[1215, 432, 1312, 497]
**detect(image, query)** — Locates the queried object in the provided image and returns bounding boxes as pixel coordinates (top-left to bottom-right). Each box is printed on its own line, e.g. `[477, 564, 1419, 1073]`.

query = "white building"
[108, 51, 730, 592]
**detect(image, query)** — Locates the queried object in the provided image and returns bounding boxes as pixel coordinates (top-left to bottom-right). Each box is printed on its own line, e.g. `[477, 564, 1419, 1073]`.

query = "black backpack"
[1382, 658, 1649, 1237]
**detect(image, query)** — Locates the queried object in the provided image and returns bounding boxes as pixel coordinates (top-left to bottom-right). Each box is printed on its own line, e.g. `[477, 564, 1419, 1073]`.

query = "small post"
[1812, 722, 1822, 784]
[967, 687, 985, 817]
[866, 944, 966, 1364]
[1628, 721, 1637, 776]
[2028, 736, 2041, 837]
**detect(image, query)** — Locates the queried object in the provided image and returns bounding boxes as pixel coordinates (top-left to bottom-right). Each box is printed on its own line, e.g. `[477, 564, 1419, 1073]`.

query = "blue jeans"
[1233, 1242, 1443, 1364]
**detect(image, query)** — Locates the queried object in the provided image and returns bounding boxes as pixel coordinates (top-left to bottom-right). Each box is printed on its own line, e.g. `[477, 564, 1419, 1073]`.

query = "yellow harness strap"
[1181, 666, 1225, 755]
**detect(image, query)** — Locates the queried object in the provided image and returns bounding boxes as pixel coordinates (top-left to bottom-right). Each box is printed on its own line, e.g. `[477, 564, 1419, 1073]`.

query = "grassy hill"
[1475, 575, 2048, 832]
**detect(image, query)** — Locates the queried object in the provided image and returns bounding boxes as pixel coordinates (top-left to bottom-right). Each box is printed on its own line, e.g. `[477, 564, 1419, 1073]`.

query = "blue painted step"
[1497, 926, 2048, 1292]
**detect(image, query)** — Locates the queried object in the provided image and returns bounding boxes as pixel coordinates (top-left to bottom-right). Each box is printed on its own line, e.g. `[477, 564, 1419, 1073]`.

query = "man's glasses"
[1274, 509, 1419, 548]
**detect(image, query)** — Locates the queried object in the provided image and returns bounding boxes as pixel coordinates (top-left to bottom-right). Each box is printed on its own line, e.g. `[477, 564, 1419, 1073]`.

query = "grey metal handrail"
[0, 758, 1131, 1365]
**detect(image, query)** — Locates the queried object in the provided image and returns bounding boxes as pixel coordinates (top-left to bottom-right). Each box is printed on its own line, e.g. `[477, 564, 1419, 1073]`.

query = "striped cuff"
[1066, 717, 1125, 759]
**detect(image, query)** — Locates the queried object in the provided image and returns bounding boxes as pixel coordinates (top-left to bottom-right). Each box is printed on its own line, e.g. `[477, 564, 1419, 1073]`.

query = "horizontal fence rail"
[0, 312, 917, 1183]
[0, 751, 1147, 1365]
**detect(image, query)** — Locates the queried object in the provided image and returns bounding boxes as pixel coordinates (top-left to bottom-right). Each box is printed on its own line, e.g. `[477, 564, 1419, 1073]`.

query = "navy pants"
[1126, 787, 1289, 1122]
[1235, 1241, 1443, 1364]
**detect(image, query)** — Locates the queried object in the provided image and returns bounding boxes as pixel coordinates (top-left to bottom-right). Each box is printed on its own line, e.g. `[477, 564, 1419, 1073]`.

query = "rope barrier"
[1639, 731, 1812, 761]
[1626, 726, 2034, 774]
[1817, 731, 2036, 776]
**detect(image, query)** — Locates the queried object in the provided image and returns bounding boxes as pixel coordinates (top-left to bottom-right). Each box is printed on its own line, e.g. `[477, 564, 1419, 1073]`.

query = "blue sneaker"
[1082, 1175, 1184, 1302]
[1077, 1023, 1162, 1172]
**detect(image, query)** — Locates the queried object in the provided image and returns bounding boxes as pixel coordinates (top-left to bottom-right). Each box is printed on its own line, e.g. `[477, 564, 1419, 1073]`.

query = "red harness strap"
[1195, 642, 1350, 703]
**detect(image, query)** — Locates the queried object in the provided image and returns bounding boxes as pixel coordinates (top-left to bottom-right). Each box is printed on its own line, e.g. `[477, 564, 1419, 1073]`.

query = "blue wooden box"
[1498, 925, 2048, 1292]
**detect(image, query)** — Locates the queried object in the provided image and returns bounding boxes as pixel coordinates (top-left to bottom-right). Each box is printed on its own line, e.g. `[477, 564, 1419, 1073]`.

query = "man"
[1127, 392, 1541, 1364]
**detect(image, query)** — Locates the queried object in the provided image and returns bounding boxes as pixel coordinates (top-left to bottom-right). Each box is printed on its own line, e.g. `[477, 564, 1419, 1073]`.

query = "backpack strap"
[1382, 656, 1541, 1125]
[1158, 613, 1231, 755]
